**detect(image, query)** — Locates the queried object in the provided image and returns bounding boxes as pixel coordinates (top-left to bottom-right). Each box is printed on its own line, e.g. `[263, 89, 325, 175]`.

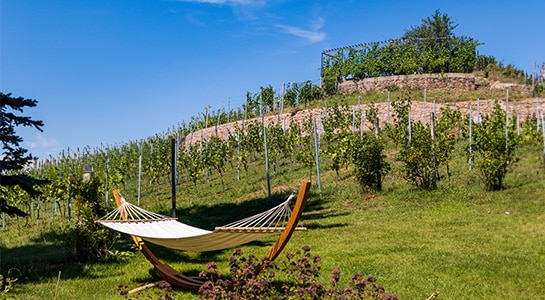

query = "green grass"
[2, 128, 545, 298]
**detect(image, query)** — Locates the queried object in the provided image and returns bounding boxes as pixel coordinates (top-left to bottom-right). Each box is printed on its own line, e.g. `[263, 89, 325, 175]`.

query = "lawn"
[2, 111, 545, 299]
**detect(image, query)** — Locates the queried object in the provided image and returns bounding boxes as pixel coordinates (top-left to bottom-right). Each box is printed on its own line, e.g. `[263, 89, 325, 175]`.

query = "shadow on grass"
[0, 227, 82, 284]
[1, 185, 349, 287]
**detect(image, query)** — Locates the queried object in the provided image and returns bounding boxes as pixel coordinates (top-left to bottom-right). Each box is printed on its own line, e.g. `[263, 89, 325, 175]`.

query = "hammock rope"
[218, 193, 295, 230]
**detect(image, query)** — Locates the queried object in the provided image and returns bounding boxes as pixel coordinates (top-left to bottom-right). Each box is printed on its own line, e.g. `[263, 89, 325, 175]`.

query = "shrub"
[471, 101, 520, 191]
[351, 132, 390, 192]
[70, 175, 119, 261]
[198, 246, 397, 300]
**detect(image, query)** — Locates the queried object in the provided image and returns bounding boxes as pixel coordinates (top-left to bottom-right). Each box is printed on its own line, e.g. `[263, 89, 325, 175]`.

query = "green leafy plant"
[0, 268, 21, 299]
[398, 109, 456, 190]
[322, 100, 352, 186]
[384, 95, 412, 148]
[202, 136, 231, 192]
[470, 101, 520, 191]
[350, 131, 390, 193]
[295, 115, 316, 181]
[70, 175, 120, 261]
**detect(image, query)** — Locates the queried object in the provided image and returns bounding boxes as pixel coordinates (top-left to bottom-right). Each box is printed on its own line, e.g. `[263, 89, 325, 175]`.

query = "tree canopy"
[0, 92, 45, 216]
[321, 10, 481, 93]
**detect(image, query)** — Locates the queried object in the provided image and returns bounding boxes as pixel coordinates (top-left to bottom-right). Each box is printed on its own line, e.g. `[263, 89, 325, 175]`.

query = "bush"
[198, 246, 397, 300]
[471, 101, 520, 191]
[70, 176, 119, 261]
[351, 132, 390, 192]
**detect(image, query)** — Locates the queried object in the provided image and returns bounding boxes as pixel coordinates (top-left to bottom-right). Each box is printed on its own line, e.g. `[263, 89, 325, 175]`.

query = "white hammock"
[97, 190, 299, 252]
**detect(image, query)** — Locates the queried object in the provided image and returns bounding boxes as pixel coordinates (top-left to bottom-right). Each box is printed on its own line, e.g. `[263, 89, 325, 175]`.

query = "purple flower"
[206, 262, 217, 273]
[301, 245, 311, 252]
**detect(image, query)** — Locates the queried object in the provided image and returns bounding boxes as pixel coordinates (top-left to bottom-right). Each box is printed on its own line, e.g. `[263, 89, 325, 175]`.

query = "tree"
[0, 92, 45, 216]
[403, 9, 457, 41]
[402, 9, 479, 74]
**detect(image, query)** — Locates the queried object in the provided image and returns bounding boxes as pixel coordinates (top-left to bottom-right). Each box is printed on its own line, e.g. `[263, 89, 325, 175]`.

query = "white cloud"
[26, 134, 58, 149]
[176, 0, 266, 21]
[276, 18, 326, 43]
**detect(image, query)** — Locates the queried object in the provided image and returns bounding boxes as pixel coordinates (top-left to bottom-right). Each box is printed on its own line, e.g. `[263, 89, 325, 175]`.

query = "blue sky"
[1, 0, 544, 160]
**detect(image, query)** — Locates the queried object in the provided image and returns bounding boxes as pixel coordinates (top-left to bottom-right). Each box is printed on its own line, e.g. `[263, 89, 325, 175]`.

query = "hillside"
[186, 95, 542, 149]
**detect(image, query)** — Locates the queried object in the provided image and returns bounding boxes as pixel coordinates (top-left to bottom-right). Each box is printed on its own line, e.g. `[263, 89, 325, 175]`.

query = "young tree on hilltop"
[403, 9, 457, 41]
[402, 9, 479, 73]
[0, 92, 45, 216]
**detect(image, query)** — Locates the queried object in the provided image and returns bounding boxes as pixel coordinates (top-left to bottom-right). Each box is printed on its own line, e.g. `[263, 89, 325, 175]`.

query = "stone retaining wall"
[337, 73, 484, 94]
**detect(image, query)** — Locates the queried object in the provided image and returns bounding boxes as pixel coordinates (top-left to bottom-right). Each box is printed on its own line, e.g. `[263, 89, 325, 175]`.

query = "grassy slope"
[2, 88, 545, 299]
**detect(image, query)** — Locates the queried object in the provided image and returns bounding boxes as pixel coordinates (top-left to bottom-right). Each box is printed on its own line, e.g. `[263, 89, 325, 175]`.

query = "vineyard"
[14, 88, 543, 218]
[2, 84, 545, 298]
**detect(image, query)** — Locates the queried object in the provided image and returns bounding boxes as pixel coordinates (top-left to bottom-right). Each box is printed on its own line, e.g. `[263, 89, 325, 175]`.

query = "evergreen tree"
[0, 92, 45, 216]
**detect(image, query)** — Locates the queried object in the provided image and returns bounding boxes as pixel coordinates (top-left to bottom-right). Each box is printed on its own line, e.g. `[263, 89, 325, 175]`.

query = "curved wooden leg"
[255, 180, 311, 274]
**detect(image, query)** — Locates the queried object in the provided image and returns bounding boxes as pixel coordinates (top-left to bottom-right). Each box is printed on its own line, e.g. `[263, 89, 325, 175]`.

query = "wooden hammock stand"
[113, 180, 311, 290]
